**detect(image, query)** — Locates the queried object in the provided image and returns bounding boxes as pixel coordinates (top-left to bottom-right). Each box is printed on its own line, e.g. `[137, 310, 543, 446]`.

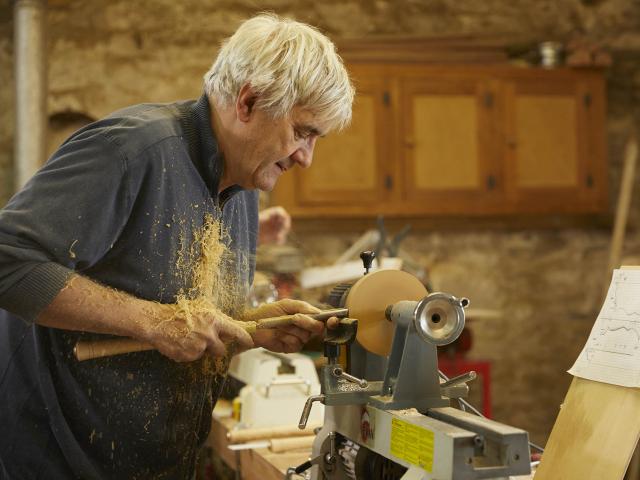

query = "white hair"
[204, 13, 354, 132]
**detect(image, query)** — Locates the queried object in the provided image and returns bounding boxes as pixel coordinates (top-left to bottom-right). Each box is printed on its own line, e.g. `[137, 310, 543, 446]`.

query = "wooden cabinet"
[271, 64, 607, 218]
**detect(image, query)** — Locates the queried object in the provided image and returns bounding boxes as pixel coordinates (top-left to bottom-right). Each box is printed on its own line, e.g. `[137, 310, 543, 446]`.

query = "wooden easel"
[535, 266, 640, 479]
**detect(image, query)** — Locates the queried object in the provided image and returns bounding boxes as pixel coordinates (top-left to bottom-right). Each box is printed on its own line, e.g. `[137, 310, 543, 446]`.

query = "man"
[0, 13, 354, 479]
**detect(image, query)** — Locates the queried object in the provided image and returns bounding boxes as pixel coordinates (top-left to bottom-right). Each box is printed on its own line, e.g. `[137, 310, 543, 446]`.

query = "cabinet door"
[271, 65, 392, 217]
[504, 74, 607, 213]
[400, 75, 504, 214]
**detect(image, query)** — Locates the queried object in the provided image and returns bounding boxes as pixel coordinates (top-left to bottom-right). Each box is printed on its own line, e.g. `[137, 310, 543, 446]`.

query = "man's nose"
[291, 142, 315, 169]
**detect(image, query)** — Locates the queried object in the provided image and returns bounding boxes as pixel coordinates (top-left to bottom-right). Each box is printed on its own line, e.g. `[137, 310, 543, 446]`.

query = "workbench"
[206, 403, 309, 480]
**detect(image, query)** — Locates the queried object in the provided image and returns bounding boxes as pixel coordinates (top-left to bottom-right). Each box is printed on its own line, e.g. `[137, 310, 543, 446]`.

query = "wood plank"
[534, 377, 640, 479]
[535, 264, 640, 480]
[334, 36, 509, 64]
[607, 135, 638, 275]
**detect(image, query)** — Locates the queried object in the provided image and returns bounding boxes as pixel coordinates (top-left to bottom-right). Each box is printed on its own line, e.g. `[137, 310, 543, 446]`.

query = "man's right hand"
[37, 274, 254, 363]
[143, 304, 254, 362]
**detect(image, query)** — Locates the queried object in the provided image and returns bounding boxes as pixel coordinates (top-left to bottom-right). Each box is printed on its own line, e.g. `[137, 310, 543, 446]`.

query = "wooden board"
[534, 377, 640, 479]
[535, 266, 640, 479]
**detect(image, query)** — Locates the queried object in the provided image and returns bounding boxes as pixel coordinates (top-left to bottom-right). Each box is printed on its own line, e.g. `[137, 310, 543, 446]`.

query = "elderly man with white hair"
[0, 13, 353, 479]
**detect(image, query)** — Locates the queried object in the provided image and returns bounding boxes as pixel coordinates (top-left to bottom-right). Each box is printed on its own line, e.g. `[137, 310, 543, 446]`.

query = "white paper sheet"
[569, 268, 640, 387]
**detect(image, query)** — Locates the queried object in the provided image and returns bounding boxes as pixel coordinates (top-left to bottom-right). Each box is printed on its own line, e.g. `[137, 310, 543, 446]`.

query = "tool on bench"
[73, 308, 348, 361]
[228, 435, 316, 453]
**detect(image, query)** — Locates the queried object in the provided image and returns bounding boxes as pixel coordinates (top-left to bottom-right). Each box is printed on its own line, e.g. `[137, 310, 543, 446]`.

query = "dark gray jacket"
[0, 94, 258, 479]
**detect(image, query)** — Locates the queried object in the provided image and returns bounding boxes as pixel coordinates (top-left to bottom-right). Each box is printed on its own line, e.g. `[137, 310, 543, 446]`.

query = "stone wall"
[2, 0, 640, 446]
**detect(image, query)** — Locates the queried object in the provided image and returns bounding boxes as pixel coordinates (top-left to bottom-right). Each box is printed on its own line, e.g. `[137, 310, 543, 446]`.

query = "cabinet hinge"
[586, 174, 594, 188]
[383, 91, 391, 106]
[484, 92, 494, 108]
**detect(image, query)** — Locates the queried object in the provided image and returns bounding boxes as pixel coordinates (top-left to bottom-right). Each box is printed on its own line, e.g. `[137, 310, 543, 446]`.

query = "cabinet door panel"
[300, 94, 377, 195]
[515, 95, 578, 188]
[294, 66, 391, 206]
[413, 95, 480, 190]
[506, 77, 603, 213]
[401, 77, 503, 214]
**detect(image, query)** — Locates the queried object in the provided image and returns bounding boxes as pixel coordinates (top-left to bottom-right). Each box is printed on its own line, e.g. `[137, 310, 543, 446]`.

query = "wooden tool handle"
[73, 338, 154, 361]
[227, 422, 322, 444]
[74, 308, 348, 361]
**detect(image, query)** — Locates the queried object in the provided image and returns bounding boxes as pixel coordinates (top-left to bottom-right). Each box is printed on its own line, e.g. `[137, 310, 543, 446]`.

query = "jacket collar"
[181, 93, 244, 202]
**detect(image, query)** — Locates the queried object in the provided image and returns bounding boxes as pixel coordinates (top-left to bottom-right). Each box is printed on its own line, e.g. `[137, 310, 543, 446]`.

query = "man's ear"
[236, 84, 258, 122]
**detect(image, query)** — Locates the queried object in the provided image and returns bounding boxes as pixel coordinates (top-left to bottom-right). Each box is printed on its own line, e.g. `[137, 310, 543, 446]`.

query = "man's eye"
[295, 128, 314, 141]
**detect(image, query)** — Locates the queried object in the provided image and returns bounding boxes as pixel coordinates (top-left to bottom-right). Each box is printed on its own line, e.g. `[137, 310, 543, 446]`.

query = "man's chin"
[254, 179, 277, 192]
[253, 173, 281, 192]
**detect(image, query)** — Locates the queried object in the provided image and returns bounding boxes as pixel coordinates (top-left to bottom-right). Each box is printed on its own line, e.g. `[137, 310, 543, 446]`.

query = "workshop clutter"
[227, 348, 324, 428]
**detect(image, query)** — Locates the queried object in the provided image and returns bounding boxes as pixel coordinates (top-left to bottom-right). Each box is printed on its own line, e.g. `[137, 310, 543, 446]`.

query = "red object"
[438, 356, 492, 418]
[272, 273, 296, 299]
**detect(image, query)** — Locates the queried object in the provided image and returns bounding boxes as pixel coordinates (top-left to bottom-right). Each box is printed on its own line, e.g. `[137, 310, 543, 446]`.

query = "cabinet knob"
[404, 138, 415, 148]
[487, 175, 497, 190]
[484, 92, 494, 108]
[384, 175, 393, 190]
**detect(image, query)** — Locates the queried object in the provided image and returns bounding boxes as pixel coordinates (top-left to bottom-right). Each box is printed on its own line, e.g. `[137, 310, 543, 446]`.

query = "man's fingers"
[216, 320, 255, 350]
[206, 336, 227, 357]
[326, 316, 340, 330]
[200, 320, 254, 357]
[290, 313, 325, 335]
[277, 334, 304, 353]
[278, 299, 321, 315]
[278, 325, 312, 344]
[154, 332, 207, 362]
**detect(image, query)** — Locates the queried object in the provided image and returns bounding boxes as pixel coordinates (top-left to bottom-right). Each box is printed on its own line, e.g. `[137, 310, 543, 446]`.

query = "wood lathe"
[288, 252, 532, 480]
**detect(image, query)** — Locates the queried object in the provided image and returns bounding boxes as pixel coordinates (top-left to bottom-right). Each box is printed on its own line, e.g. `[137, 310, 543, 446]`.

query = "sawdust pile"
[161, 213, 253, 372]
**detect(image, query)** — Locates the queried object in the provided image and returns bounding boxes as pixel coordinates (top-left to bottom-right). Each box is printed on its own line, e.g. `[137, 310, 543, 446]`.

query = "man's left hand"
[244, 299, 336, 353]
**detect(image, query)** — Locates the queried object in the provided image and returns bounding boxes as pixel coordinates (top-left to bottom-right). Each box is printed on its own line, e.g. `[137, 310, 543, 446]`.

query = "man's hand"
[37, 274, 254, 363]
[143, 304, 254, 362]
[258, 206, 291, 245]
[244, 299, 335, 353]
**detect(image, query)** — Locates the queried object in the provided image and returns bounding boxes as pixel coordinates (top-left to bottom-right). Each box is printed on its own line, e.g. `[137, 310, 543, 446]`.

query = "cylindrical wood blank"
[227, 422, 322, 444]
[269, 436, 316, 453]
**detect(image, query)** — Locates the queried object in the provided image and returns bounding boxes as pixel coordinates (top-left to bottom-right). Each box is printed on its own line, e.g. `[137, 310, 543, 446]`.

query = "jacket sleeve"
[0, 130, 134, 322]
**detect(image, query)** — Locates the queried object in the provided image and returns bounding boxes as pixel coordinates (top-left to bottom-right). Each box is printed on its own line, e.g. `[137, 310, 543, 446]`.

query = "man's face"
[233, 106, 327, 192]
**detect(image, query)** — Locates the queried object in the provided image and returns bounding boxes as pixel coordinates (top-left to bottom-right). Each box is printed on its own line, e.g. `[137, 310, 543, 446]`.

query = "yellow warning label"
[390, 418, 434, 472]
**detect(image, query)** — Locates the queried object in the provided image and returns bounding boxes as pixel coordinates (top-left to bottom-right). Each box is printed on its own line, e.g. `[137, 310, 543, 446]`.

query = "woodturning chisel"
[73, 307, 348, 361]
